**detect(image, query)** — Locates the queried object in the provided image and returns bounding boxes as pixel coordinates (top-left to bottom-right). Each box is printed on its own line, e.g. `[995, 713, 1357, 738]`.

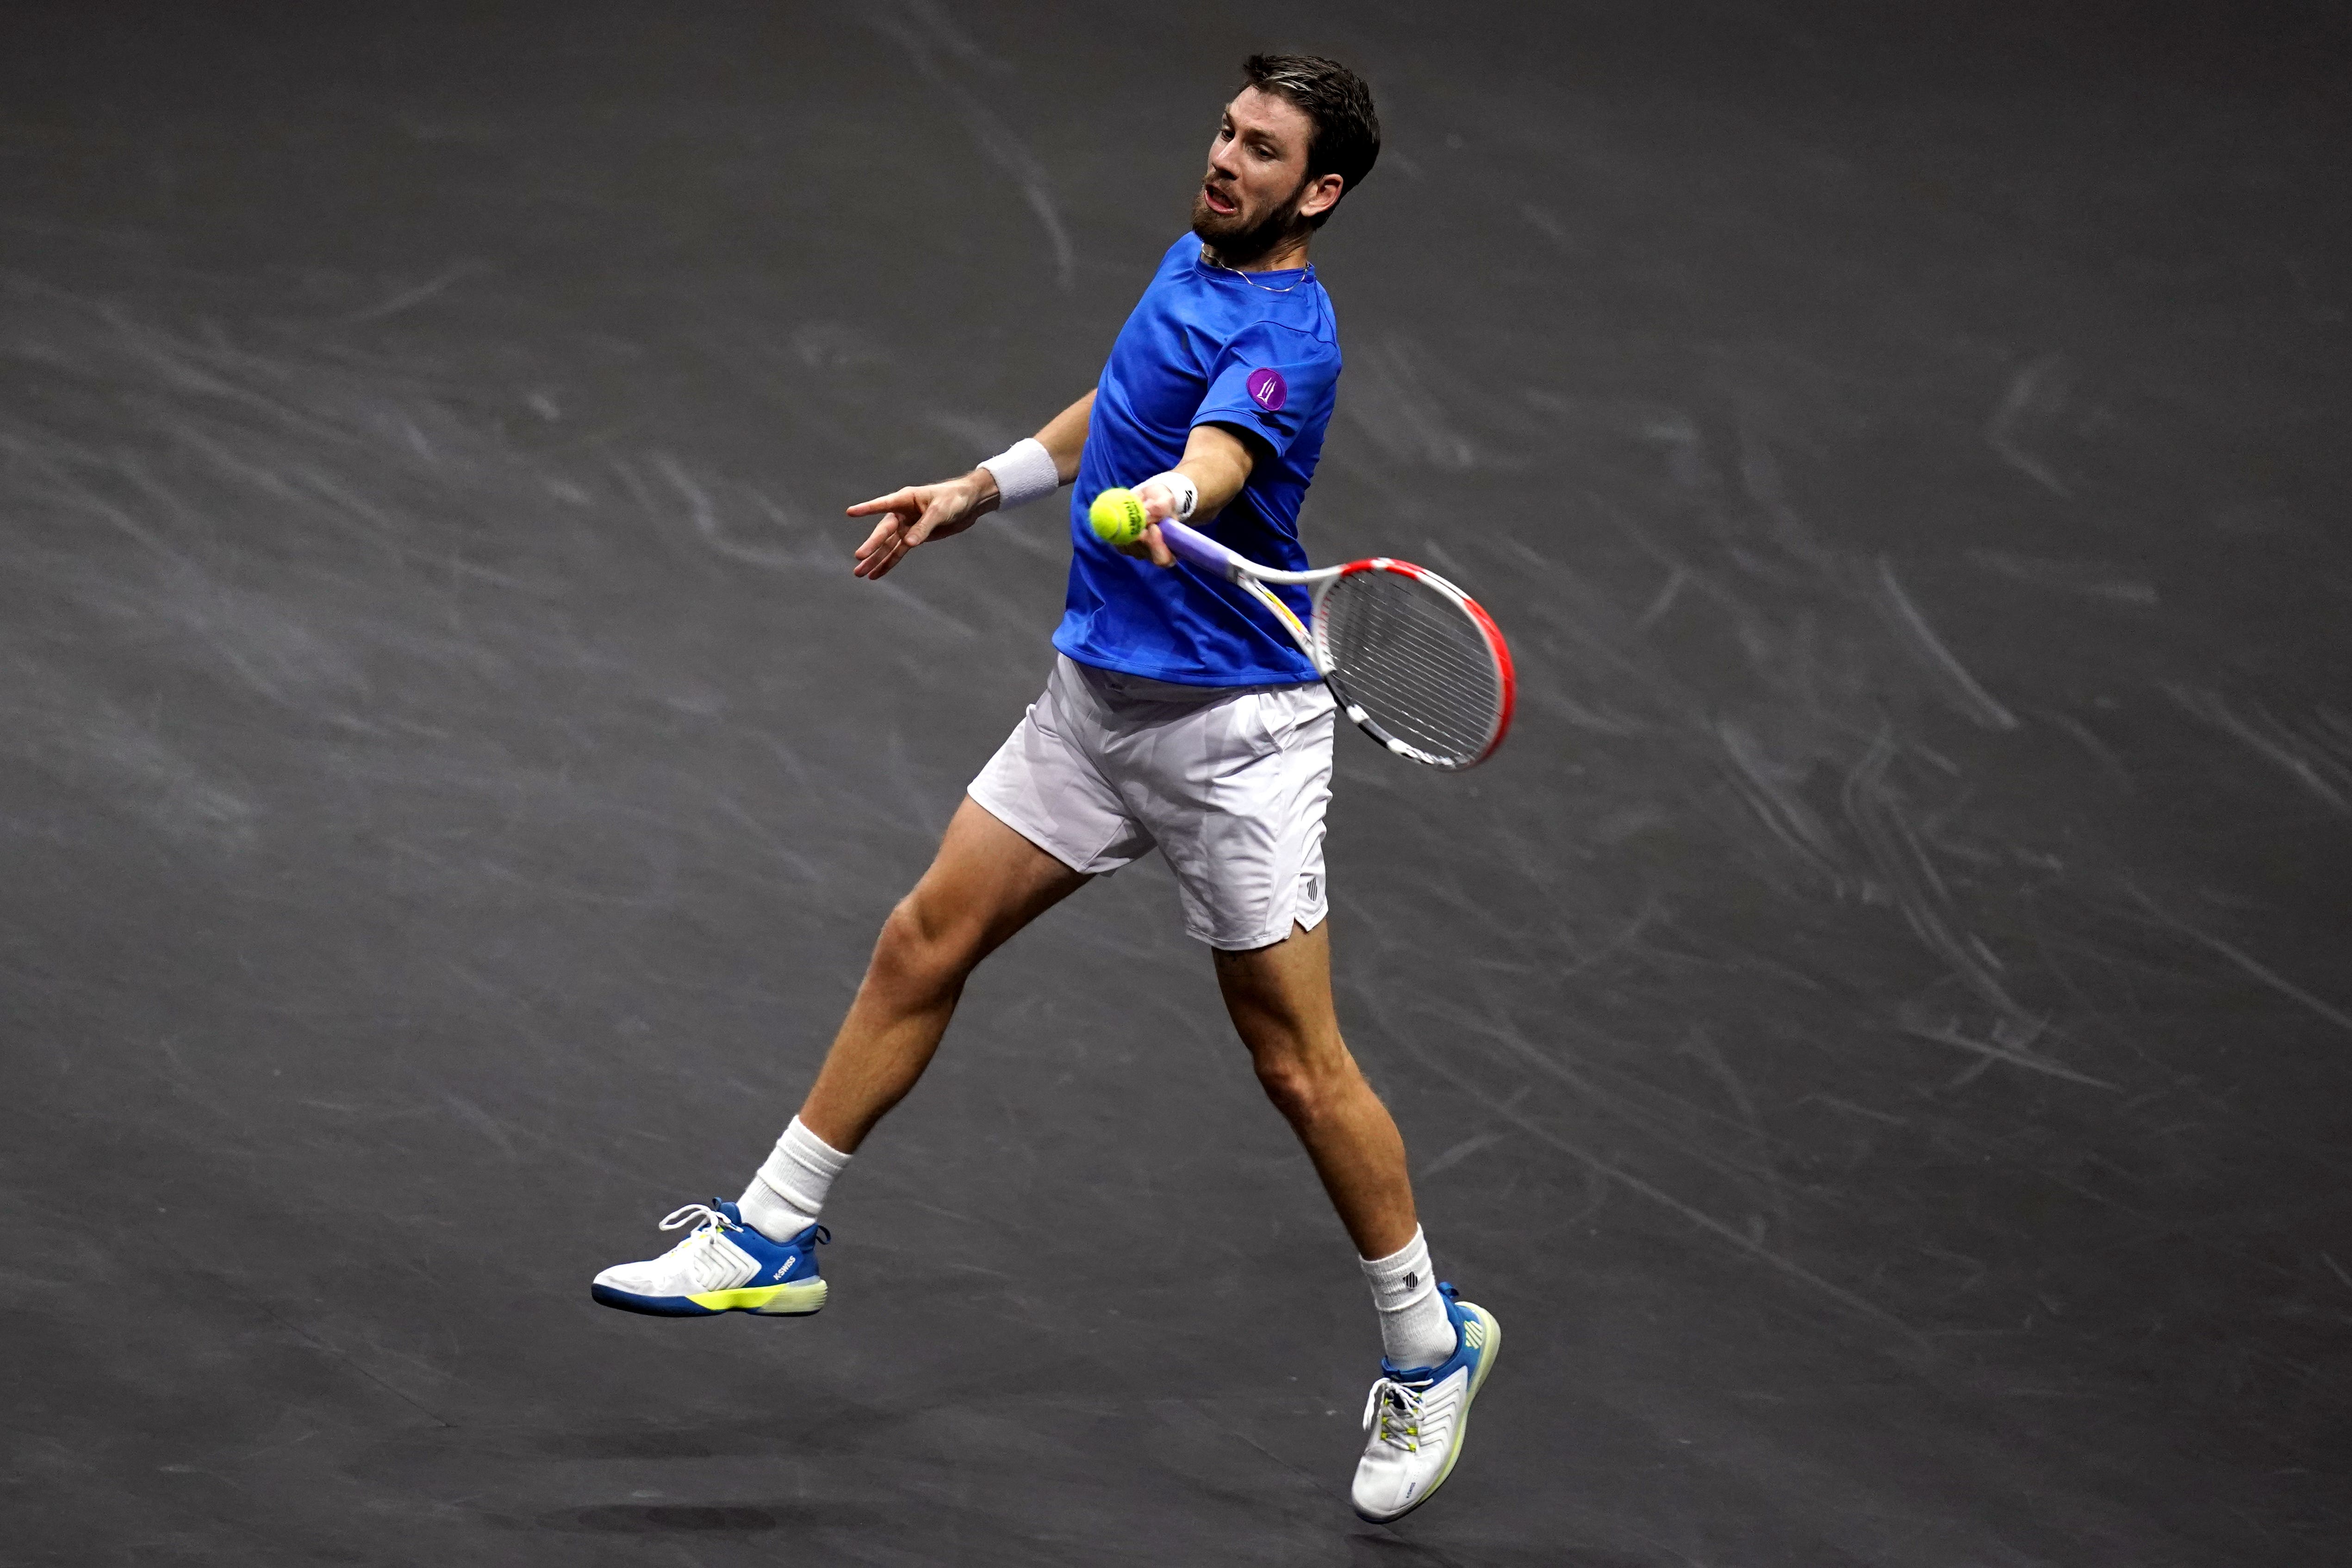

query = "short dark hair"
[1240, 53, 1381, 227]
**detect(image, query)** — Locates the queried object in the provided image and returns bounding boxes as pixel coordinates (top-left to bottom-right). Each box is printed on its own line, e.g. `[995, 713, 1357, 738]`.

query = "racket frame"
[1157, 519, 1516, 769]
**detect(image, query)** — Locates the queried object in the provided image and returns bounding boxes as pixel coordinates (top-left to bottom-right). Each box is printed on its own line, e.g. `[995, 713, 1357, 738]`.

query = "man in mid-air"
[589, 53, 1498, 1521]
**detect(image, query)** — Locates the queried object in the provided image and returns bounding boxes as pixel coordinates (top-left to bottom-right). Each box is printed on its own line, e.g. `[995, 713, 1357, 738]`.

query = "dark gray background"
[3, 2, 2347, 1562]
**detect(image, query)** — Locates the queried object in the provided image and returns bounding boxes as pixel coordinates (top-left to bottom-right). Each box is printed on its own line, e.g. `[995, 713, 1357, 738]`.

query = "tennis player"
[591, 54, 1496, 1521]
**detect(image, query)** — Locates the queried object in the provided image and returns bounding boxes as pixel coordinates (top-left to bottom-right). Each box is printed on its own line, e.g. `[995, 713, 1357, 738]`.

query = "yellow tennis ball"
[1089, 487, 1149, 546]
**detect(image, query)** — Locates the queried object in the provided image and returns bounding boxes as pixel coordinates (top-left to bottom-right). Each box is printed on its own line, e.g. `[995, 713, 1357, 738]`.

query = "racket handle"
[1157, 519, 1242, 579]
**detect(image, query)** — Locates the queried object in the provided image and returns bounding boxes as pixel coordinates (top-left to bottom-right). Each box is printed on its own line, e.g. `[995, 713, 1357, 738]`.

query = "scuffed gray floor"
[3, 2, 2347, 1562]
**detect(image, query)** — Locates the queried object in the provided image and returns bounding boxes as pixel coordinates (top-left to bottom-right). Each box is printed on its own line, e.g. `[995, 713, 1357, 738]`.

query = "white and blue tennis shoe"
[591, 1200, 828, 1318]
[1350, 1282, 1501, 1522]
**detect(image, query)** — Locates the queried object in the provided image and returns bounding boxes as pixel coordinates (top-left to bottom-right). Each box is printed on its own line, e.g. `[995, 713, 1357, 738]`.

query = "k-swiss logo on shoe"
[772, 1263, 792, 1281]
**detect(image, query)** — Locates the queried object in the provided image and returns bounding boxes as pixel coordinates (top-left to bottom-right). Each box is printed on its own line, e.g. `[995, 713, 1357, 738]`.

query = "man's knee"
[871, 891, 977, 989]
[1253, 1048, 1351, 1126]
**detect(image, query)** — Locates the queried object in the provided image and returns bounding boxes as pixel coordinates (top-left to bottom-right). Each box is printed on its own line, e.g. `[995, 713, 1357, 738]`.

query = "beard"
[1190, 174, 1313, 268]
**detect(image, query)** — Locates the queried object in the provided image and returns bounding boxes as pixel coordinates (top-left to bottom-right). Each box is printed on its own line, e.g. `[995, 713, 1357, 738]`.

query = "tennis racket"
[1157, 519, 1516, 770]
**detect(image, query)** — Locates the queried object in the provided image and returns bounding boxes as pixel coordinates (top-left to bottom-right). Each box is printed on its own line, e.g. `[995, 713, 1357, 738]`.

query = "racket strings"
[1342, 622, 1497, 733]
[1324, 580, 1495, 720]
[1319, 569, 1503, 764]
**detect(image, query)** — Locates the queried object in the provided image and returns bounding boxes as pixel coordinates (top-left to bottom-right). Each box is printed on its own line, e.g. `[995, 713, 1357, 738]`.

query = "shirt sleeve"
[1190, 320, 1341, 462]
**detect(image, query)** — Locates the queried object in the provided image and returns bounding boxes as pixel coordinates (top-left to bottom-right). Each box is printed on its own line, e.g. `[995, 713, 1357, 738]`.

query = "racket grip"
[1157, 519, 1241, 579]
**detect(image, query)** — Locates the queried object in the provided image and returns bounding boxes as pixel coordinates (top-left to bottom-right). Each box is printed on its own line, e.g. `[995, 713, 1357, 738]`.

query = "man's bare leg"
[1215, 917, 1467, 1403]
[797, 796, 1089, 1151]
[1212, 920, 1417, 1259]
[591, 797, 1081, 1313]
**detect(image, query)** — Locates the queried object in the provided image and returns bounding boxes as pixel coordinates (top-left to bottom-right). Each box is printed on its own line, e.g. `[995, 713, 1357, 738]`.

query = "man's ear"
[1300, 173, 1346, 221]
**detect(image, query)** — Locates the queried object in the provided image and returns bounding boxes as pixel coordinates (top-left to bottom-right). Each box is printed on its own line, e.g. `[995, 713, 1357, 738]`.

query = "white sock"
[736, 1116, 850, 1242]
[1361, 1226, 1457, 1371]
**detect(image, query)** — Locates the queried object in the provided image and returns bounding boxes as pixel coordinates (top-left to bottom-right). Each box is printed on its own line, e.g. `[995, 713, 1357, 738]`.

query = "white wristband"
[979, 437, 1060, 511]
[1141, 469, 1198, 522]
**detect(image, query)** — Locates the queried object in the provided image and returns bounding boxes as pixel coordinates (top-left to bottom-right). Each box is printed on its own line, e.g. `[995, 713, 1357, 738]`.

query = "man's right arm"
[847, 392, 1095, 581]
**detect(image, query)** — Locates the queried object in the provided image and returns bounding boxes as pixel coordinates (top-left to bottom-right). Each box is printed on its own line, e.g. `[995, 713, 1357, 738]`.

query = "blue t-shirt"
[1053, 235, 1341, 686]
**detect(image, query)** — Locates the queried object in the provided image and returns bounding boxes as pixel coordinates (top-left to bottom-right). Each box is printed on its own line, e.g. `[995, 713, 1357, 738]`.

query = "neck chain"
[1200, 245, 1314, 294]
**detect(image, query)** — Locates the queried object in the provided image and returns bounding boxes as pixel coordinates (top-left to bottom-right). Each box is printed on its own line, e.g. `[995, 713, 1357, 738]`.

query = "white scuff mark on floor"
[2162, 683, 2350, 814]
[864, 4, 1074, 291]
[1986, 353, 2074, 496]
[1873, 558, 2020, 731]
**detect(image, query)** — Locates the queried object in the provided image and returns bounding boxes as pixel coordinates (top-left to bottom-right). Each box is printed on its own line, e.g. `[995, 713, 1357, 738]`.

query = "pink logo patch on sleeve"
[1246, 367, 1288, 412]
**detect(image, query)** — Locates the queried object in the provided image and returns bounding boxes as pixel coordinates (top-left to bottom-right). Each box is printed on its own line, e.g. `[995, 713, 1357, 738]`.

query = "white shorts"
[969, 654, 1338, 950]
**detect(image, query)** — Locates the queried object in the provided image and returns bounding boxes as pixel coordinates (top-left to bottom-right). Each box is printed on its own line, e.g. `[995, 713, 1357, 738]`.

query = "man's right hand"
[1114, 476, 1183, 570]
[846, 469, 997, 580]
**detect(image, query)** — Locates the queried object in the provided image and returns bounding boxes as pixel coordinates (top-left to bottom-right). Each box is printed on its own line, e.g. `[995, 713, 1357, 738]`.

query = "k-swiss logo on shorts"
[1246, 367, 1288, 411]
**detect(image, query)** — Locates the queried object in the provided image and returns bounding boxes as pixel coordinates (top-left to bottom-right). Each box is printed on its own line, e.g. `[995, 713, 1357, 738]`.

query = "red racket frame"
[1311, 557, 1517, 770]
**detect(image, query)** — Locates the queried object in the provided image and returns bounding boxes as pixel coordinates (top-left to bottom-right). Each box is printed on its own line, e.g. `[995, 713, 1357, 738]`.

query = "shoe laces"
[656, 1202, 740, 1254]
[1362, 1375, 1430, 1454]
[655, 1203, 830, 1254]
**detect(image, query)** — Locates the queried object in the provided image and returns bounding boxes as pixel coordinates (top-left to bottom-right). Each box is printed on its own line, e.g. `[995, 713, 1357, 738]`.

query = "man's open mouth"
[1201, 182, 1238, 216]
